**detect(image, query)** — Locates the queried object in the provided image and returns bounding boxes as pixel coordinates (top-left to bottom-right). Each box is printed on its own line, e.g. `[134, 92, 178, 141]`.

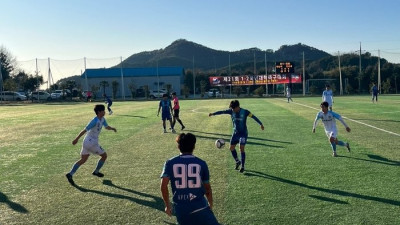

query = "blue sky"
[2, 0, 400, 64]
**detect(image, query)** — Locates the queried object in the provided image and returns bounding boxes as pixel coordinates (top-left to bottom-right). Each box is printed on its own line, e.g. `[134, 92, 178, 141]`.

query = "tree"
[99, 81, 109, 95]
[111, 80, 119, 99]
[4, 79, 17, 91]
[182, 84, 190, 98]
[91, 84, 100, 99]
[128, 80, 136, 99]
[382, 78, 391, 94]
[200, 80, 207, 97]
[0, 46, 16, 81]
[253, 86, 264, 97]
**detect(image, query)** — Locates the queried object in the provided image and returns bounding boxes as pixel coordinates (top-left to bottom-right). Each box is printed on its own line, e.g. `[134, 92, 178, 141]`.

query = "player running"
[322, 84, 334, 111]
[209, 100, 264, 173]
[312, 101, 351, 157]
[160, 133, 219, 225]
[171, 92, 185, 130]
[66, 104, 117, 186]
[104, 94, 113, 115]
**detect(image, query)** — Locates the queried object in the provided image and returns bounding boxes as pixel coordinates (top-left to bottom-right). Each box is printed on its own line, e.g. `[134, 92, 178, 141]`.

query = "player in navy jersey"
[160, 133, 219, 225]
[158, 93, 176, 133]
[371, 83, 379, 103]
[209, 100, 264, 173]
[66, 104, 117, 186]
[322, 85, 334, 111]
[313, 101, 351, 157]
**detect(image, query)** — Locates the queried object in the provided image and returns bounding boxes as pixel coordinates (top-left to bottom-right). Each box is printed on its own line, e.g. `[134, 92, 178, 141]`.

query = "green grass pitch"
[0, 95, 399, 224]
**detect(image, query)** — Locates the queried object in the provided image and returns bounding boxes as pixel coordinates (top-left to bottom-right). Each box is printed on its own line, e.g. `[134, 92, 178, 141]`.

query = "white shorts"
[325, 130, 337, 139]
[81, 137, 105, 155]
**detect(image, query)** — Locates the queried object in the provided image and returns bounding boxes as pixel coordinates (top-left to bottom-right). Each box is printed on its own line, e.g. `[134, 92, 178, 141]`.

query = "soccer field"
[1, 96, 399, 225]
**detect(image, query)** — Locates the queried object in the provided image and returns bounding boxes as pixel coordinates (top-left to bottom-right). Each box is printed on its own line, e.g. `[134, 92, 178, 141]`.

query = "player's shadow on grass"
[308, 195, 348, 204]
[244, 170, 400, 206]
[340, 154, 400, 167]
[72, 180, 163, 211]
[118, 114, 147, 118]
[186, 129, 293, 144]
[194, 134, 285, 149]
[0, 191, 29, 213]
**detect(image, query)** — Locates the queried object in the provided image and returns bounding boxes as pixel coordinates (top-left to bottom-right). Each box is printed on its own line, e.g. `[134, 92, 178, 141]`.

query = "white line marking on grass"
[284, 100, 400, 137]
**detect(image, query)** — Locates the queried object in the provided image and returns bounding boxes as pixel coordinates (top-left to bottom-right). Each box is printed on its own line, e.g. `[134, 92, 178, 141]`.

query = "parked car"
[29, 91, 52, 101]
[0, 91, 27, 101]
[149, 89, 167, 99]
[51, 90, 70, 99]
[207, 88, 221, 97]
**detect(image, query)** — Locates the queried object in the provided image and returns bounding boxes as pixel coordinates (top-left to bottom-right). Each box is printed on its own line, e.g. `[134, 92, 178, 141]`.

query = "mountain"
[118, 39, 331, 72]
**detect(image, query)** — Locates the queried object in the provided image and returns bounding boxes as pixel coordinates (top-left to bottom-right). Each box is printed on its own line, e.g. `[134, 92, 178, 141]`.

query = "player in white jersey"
[322, 85, 334, 111]
[66, 104, 117, 185]
[312, 101, 351, 157]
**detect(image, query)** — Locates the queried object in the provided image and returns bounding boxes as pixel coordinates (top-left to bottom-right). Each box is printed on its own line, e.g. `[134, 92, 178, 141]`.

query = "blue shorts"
[230, 133, 248, 146]
[175, 206, 219, 225]
[162, 112, 172, 121]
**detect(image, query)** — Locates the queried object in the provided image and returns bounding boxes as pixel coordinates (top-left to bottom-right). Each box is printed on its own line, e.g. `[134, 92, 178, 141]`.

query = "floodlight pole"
[378, 50, 381, 94]
[265, 51, 268, 96]
[338, 51, 343, 96]
[193, 56, 195, 99]
[120, 56, 125, 100]
[302, 52, 305, 96]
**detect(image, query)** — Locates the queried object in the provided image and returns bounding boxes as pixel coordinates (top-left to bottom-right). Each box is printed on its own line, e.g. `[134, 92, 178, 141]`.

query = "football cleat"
[66, 173, 75, 186]
[332, 152, 338, 157]
[235, 161, 241, 170]
[181, 126, 185, 130]
[239, 167, 245, 173]
[346, 143, 351, 152]
[92, 171, 104, 177]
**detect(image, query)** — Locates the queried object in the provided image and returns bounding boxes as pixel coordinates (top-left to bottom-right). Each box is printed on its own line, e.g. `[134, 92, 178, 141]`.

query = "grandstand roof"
[82, 67, 184, 78]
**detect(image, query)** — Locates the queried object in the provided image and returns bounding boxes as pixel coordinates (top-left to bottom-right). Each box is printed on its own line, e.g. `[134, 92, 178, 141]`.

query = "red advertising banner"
[210, 74, 302, 86]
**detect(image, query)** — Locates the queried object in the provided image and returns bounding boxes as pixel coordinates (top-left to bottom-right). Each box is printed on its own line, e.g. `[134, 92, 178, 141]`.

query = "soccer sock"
[178, 119, 184, 127]
[337, 141, 346, 146]
[241, 152, 246, 168]
[69, 163, 81, 176]
[231, 149, 239, 162]
[94, 159, 105, 173]
[330, 142, 337, 152]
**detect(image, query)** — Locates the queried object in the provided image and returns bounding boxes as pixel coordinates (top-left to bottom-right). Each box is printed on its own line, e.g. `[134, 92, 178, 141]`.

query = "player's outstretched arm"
[72, 129, 86, 145]
[106, 126, 117, 132]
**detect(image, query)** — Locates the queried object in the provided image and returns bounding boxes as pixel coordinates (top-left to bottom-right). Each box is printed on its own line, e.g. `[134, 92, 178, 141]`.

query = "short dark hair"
[320, 101, 329, 108]
[162, 93, 168, 98]
[325, 84, 330, 88]
[229, 100, 240, 109]
[94, 104, 105, 114]
[176, 133, 196, 153]
[171, 92, 177, 96]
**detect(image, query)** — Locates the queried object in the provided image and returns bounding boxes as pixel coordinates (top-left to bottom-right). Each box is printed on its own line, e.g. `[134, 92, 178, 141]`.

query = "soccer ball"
[215, 139, 225, 149]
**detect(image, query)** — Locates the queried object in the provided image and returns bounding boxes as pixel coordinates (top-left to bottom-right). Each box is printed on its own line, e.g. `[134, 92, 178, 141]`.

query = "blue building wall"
[81, 67, 184, 98]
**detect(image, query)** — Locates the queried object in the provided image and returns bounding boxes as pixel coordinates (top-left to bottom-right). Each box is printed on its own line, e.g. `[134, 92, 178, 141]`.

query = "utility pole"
[358, 42, 362, 94]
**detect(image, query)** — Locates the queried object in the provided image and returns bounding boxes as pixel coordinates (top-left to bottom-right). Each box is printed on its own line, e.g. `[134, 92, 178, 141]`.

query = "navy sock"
[241, 152, 246, 168]
[231, 149, 239, 162]
[69, 163, 81, 176]
[94, 160, 105, 173]
[331, 142, 337, 152]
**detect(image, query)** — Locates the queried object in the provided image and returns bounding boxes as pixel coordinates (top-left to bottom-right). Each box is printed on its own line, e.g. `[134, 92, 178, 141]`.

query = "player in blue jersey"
[158, 93, 176, 133]
[103, 94, 113, 115]
[66, 104, 117, 186]
[371, 83, 379, 103]
[322, 85, 334, 111]
[160, 133, 219, 225]
[312, 101, 351, 157]
[286, 86, 293, 103]
[209, 100, 264, 173]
